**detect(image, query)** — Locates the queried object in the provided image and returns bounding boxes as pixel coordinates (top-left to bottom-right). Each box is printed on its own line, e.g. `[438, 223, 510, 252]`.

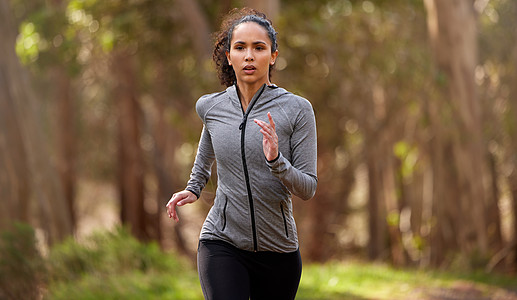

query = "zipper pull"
[239, 115, 247, 130]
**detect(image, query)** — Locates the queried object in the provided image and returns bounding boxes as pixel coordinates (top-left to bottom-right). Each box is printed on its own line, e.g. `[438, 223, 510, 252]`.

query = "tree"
[0, 0, 73, 243]
[424, 0, 491, 264]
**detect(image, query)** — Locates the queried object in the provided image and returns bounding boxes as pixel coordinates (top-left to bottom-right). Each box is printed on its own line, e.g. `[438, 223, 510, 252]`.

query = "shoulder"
[275, 88, 315, 115]
[195, 90, 228, 120]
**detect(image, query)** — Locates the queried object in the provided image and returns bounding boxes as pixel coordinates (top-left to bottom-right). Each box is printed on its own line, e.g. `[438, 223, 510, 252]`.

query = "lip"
[243, 65, 256, 75]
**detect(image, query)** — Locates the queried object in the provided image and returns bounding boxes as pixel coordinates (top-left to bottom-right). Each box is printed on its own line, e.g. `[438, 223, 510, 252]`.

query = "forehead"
[231, 22, 270, 43]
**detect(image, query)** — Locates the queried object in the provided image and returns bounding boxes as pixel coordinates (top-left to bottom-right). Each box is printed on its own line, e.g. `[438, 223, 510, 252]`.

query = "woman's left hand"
[254, 112, 279, 161]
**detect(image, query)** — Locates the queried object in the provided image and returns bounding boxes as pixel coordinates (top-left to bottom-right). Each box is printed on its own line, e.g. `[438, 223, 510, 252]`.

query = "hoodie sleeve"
[266, 99, 318, 200]
[185, 96, 216, 198]
[185, 125, 215, 198]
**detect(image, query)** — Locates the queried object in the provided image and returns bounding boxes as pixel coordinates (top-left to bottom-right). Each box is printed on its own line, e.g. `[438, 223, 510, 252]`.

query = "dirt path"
[416, 281, 517, 300]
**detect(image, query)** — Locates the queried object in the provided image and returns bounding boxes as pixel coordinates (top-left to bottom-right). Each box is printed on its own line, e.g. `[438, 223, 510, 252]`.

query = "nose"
[245, 49, 254, 62]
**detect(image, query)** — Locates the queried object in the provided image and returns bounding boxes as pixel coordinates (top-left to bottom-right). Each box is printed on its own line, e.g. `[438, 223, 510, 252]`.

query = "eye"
[256, 46, 264, 51]
[234, 45, 244, 50]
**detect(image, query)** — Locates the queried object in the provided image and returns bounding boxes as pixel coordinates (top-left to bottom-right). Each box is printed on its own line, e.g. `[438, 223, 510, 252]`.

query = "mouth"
[243, 65, 256, 74]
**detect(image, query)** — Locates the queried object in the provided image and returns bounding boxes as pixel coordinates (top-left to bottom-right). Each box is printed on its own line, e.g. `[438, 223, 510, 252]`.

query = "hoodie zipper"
[238, 84, 266, 252]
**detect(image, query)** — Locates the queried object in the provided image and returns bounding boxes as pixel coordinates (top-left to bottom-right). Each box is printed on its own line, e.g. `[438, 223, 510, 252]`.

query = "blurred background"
[1, 0, 517, 291]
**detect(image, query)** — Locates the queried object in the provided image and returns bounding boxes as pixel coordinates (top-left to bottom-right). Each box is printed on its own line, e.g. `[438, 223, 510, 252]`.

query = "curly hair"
[213, 8, 278, 87]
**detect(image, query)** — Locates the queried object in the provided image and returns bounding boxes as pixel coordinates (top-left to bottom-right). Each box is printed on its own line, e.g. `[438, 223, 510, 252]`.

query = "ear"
[225, 51, 232, 66]
[270, 50, 279, 65]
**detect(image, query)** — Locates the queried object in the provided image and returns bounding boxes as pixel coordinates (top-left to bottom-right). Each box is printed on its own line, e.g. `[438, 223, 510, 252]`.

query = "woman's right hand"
[166, 190, 198, 222]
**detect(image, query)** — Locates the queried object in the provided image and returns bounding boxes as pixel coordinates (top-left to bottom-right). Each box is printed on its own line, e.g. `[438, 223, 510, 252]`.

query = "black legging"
[197, 239, 302, 300]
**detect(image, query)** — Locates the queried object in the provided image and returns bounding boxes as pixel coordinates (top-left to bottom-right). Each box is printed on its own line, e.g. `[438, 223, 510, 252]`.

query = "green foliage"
[15, 21, 41, 63]
[0, 223, 46, 300]
[297, 261, 517, 299]
[46, 227, 202, 300]
[393, 141, 419, 182]
[1, 225, 516, 299]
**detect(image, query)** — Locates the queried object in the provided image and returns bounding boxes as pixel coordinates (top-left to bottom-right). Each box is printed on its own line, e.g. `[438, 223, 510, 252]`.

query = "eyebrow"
[233, 40, 268, 45]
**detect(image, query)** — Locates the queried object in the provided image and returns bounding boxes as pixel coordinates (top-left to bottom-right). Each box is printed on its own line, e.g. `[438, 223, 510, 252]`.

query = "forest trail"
[414, 281, 517, 300]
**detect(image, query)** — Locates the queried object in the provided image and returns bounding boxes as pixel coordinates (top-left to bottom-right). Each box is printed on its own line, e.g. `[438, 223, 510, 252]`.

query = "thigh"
[249, 249, 302, 300]
[197, 240, 250, 300]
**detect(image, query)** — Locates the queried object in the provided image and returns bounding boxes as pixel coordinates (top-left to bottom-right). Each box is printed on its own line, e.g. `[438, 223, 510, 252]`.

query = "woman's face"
[226, 21, 278, 87]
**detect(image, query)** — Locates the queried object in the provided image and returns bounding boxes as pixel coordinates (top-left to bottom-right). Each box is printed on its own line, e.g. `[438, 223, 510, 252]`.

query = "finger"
[255, 119, 274, 135]
[267, 112, 275, 130]
[166, 194, 175, 218]
[172, 194, 189, 221]
[260, 129, 273, 139]
[166, 194, 183, 221]
[177, 195, 195, 207]
[254, 119, 267, 130]
[172, 205, 179, 222]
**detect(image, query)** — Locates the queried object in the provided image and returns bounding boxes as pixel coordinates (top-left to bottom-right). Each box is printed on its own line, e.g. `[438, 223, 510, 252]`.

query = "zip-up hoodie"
[186, 84, 317, 253]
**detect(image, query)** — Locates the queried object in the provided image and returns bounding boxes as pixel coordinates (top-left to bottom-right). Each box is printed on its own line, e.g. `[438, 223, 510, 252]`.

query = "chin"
[239, 76, 267, 86]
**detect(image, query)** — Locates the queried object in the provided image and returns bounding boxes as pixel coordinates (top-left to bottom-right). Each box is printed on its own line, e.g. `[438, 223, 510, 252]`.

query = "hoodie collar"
[226, 84, 287, 113]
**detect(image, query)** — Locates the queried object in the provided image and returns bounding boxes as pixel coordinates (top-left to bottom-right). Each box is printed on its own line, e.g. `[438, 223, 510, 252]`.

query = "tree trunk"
[50, 0, 77, 233]
[383, 154, 406, 266]
[55, 67, 77, 229]
[487, 153, 503, 251]
[366, 148, 386, 260]
[244, 0, 280, 20]
[0, 68, 31, 229]
[510, 1, 517, 271]
[113, 50, 148, 241]
[148, 63, 192, 256]
[511, 172, 517, 269]
[305, 163, 333, 261]
[424, 0, 489, 263]
[174, 0, 212, 62]
[0, 0, 72, 243]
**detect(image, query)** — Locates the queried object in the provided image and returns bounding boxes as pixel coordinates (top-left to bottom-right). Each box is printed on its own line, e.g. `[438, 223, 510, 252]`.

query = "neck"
[236, 80, 271, 111]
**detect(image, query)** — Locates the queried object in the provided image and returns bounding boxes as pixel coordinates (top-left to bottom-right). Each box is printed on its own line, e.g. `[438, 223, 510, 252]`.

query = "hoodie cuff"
[266, 153, 280, 164]
[185, 187, 200, 199]
[266, 152, 283, 170]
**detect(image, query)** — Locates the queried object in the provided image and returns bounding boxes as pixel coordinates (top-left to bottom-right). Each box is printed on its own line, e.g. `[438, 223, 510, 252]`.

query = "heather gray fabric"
[185, 84, 317, 252]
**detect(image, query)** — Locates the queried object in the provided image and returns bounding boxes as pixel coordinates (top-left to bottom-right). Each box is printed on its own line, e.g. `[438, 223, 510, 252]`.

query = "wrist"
[185, 188, 200, 199]
[266, 153, 280, 163]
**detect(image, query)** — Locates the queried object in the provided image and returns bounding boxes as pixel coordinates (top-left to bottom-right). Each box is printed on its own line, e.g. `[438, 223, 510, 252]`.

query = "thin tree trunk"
[55, 67, 77, 229]
[421, 88, 457, 265]
[50, 0, 77, 232]
[509, 1, 517, 271]
[306, 172, 332, 261]
[383, 154, 406, 266]
[487, 153, 503, 251]
[367, 149, 385, 260]
[511, 172, 517, 269]
[113, 51, 148, 241]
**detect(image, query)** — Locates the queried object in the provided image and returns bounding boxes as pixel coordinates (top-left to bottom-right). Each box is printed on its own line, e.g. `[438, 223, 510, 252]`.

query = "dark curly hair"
[213, 8, 278, 87]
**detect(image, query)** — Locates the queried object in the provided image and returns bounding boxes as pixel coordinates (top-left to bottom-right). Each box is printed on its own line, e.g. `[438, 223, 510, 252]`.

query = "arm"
[166, 125, 215, 221]
[185, 125, 216, 198]
[255, 104, 318, 200]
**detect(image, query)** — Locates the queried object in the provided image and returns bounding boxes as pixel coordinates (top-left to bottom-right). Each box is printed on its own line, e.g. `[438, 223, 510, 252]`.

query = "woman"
[166, 8, 317, 300]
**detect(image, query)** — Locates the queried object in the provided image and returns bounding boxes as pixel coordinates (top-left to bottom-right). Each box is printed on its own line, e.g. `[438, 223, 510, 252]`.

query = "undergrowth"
[1, 223, 516, 300]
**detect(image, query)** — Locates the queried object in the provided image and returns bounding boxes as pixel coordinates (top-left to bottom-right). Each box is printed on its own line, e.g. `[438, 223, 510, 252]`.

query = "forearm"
[267, 153, 317, 200]
[185, 126, 215, 198]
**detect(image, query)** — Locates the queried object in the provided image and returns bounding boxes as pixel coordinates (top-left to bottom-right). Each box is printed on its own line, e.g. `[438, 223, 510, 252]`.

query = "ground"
[414, 282, 517, 300]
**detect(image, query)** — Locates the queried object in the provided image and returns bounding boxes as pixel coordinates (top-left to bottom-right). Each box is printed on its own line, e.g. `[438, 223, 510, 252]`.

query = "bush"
[45, 227, 202, 300]
[0, 223, 46, 300]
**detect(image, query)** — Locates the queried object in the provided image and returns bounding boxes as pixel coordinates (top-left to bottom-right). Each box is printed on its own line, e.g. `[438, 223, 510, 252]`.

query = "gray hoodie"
[186, 84, 317, 253]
